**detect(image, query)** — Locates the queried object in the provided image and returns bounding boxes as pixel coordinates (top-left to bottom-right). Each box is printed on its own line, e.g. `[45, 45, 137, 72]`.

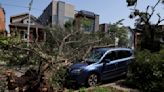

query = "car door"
[116, 50, 133, 75]
[101, 51, 118, 80]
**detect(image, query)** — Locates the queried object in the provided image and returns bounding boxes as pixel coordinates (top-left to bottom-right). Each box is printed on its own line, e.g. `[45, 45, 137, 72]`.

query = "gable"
[10, 13, 29, 23]
[10, 14, 38, 25]
[22, 17, 36, 25]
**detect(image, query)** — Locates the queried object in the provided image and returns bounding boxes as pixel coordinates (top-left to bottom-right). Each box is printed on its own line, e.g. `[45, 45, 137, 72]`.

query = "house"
[0, 5, 5, 34]
[38, 0, 75, 27]
[38, 1, 99, 32]
[157, 25, 164, 44]
[9, 13, 45, 42]
[99, 23, 110, 33]
[75, 10, 99, 32]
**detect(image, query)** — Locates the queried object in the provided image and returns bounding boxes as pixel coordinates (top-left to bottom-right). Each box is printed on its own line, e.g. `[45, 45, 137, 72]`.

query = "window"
[20, 31, 24, 39]
[104, 51, 117, 61]
[23, 19, 35, 25]
[24, 32, 28, 39]
[104, 50, 132, 61]
[86, 49, 104, 63]
[117, 50, 132, 59]
[20, 31, 27, 40]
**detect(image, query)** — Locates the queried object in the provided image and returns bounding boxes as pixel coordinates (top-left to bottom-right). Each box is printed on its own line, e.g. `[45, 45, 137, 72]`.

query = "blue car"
[67, 47, 134, 87]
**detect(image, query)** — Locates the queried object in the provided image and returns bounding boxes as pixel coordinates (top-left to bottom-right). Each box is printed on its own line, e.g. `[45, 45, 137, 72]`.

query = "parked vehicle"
[66, 47, 134, 87]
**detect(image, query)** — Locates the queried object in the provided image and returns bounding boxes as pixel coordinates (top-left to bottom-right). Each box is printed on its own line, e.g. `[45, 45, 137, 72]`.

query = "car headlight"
[71, 69, 82, 74]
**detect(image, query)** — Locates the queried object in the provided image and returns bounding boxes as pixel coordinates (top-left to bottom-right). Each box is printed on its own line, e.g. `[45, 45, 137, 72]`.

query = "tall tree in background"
[81, 17, 93, 32]
[108, 19, 128, 47]
[126, 0, 164, 51]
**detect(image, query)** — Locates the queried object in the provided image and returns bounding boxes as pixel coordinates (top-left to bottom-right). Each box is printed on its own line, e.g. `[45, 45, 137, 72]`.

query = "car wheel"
[87, 73, 98, 87]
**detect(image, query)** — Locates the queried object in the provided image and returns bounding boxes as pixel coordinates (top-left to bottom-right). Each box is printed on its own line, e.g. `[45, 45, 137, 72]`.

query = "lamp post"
[27, 0, 33, 47]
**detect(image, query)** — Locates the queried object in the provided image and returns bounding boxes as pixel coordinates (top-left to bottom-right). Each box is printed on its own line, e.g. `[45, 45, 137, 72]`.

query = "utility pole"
[27, 0, 33, 47]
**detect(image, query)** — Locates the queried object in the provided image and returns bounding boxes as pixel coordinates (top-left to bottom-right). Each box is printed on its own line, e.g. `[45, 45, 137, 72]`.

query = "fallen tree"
[0, 22, 128, 91]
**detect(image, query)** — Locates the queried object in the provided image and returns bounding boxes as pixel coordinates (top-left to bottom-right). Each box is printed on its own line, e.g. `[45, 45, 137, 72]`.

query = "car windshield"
[85, 49, 104, 63]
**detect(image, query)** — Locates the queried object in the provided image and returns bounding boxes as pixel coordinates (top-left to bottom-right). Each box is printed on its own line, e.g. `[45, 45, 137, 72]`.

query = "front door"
[102, 51, 118, 80]
[116, 50, 133, 75]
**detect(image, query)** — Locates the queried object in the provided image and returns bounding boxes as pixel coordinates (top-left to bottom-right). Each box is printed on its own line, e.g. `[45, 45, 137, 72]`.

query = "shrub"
[126, 50, 164, 92]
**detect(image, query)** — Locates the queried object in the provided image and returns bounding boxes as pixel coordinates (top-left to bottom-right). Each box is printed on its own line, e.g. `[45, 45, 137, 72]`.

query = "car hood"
[70, 63, 88, 70]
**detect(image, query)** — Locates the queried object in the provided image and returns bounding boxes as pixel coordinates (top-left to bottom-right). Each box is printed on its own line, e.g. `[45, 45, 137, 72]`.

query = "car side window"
[104, 51, 117, 61]
[116, 50, 132, 59]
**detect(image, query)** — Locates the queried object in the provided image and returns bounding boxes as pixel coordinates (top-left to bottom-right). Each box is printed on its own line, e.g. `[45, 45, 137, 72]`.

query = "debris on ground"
[5, 68, 53, 92]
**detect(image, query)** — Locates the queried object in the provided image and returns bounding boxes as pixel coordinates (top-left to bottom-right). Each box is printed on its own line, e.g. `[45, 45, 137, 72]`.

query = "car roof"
[94, 47, 132, 53]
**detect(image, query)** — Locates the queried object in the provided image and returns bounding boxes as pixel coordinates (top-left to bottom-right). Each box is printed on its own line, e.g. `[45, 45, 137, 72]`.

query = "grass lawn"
[68, 86, 128, 92]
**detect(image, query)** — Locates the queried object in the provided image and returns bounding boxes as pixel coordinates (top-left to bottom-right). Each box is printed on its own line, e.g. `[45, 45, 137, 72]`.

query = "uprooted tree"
[126, 0, 164, 51]
[0, 27, 110, 91]
[0, 18, 129, 91]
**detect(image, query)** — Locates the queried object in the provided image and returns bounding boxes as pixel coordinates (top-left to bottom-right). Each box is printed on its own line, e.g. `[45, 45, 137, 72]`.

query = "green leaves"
[128, 50, 164, 91]
[81, 18, 94, 32]
[108, 24, 128, 47]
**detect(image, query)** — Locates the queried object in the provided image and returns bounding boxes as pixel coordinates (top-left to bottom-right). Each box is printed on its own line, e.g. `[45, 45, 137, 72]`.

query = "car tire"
[86, 73, 98, 87]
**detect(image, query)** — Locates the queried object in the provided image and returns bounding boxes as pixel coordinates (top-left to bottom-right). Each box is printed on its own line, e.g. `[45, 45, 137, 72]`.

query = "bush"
[125, 50, 164, 92]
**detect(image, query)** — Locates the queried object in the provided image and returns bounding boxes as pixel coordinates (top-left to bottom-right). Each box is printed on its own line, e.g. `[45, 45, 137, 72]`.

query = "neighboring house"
[9, 13, 45, 42]
[0, 5, 5, 33]
[157, 25, 164, 44]
[38, 0, 75, 27]
[38, 1, 99, 32]
[75, 10, 99, 32]
[133, 24, 164, 48]
[134, 30, 142, 48]
[99, 23, 110, 33]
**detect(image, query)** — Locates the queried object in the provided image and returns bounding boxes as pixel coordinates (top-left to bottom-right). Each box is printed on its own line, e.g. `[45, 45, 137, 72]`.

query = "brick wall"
[0, 7, 5, 32]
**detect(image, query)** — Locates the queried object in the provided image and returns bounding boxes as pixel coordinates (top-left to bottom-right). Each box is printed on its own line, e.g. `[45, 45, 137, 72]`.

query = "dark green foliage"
[51, 66, 67, 90]
[125, 50, 164, 92]
[141, 40, 160, 52]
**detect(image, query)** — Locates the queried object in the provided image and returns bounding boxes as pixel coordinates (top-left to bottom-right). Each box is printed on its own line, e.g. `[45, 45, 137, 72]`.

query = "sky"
[0, 0, 163, 31]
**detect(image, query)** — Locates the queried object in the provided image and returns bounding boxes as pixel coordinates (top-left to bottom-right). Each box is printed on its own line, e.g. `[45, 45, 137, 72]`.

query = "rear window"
[104, 50, 132, 61]
[116, 50, 132, 59]
[117, 50, 132, 59]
